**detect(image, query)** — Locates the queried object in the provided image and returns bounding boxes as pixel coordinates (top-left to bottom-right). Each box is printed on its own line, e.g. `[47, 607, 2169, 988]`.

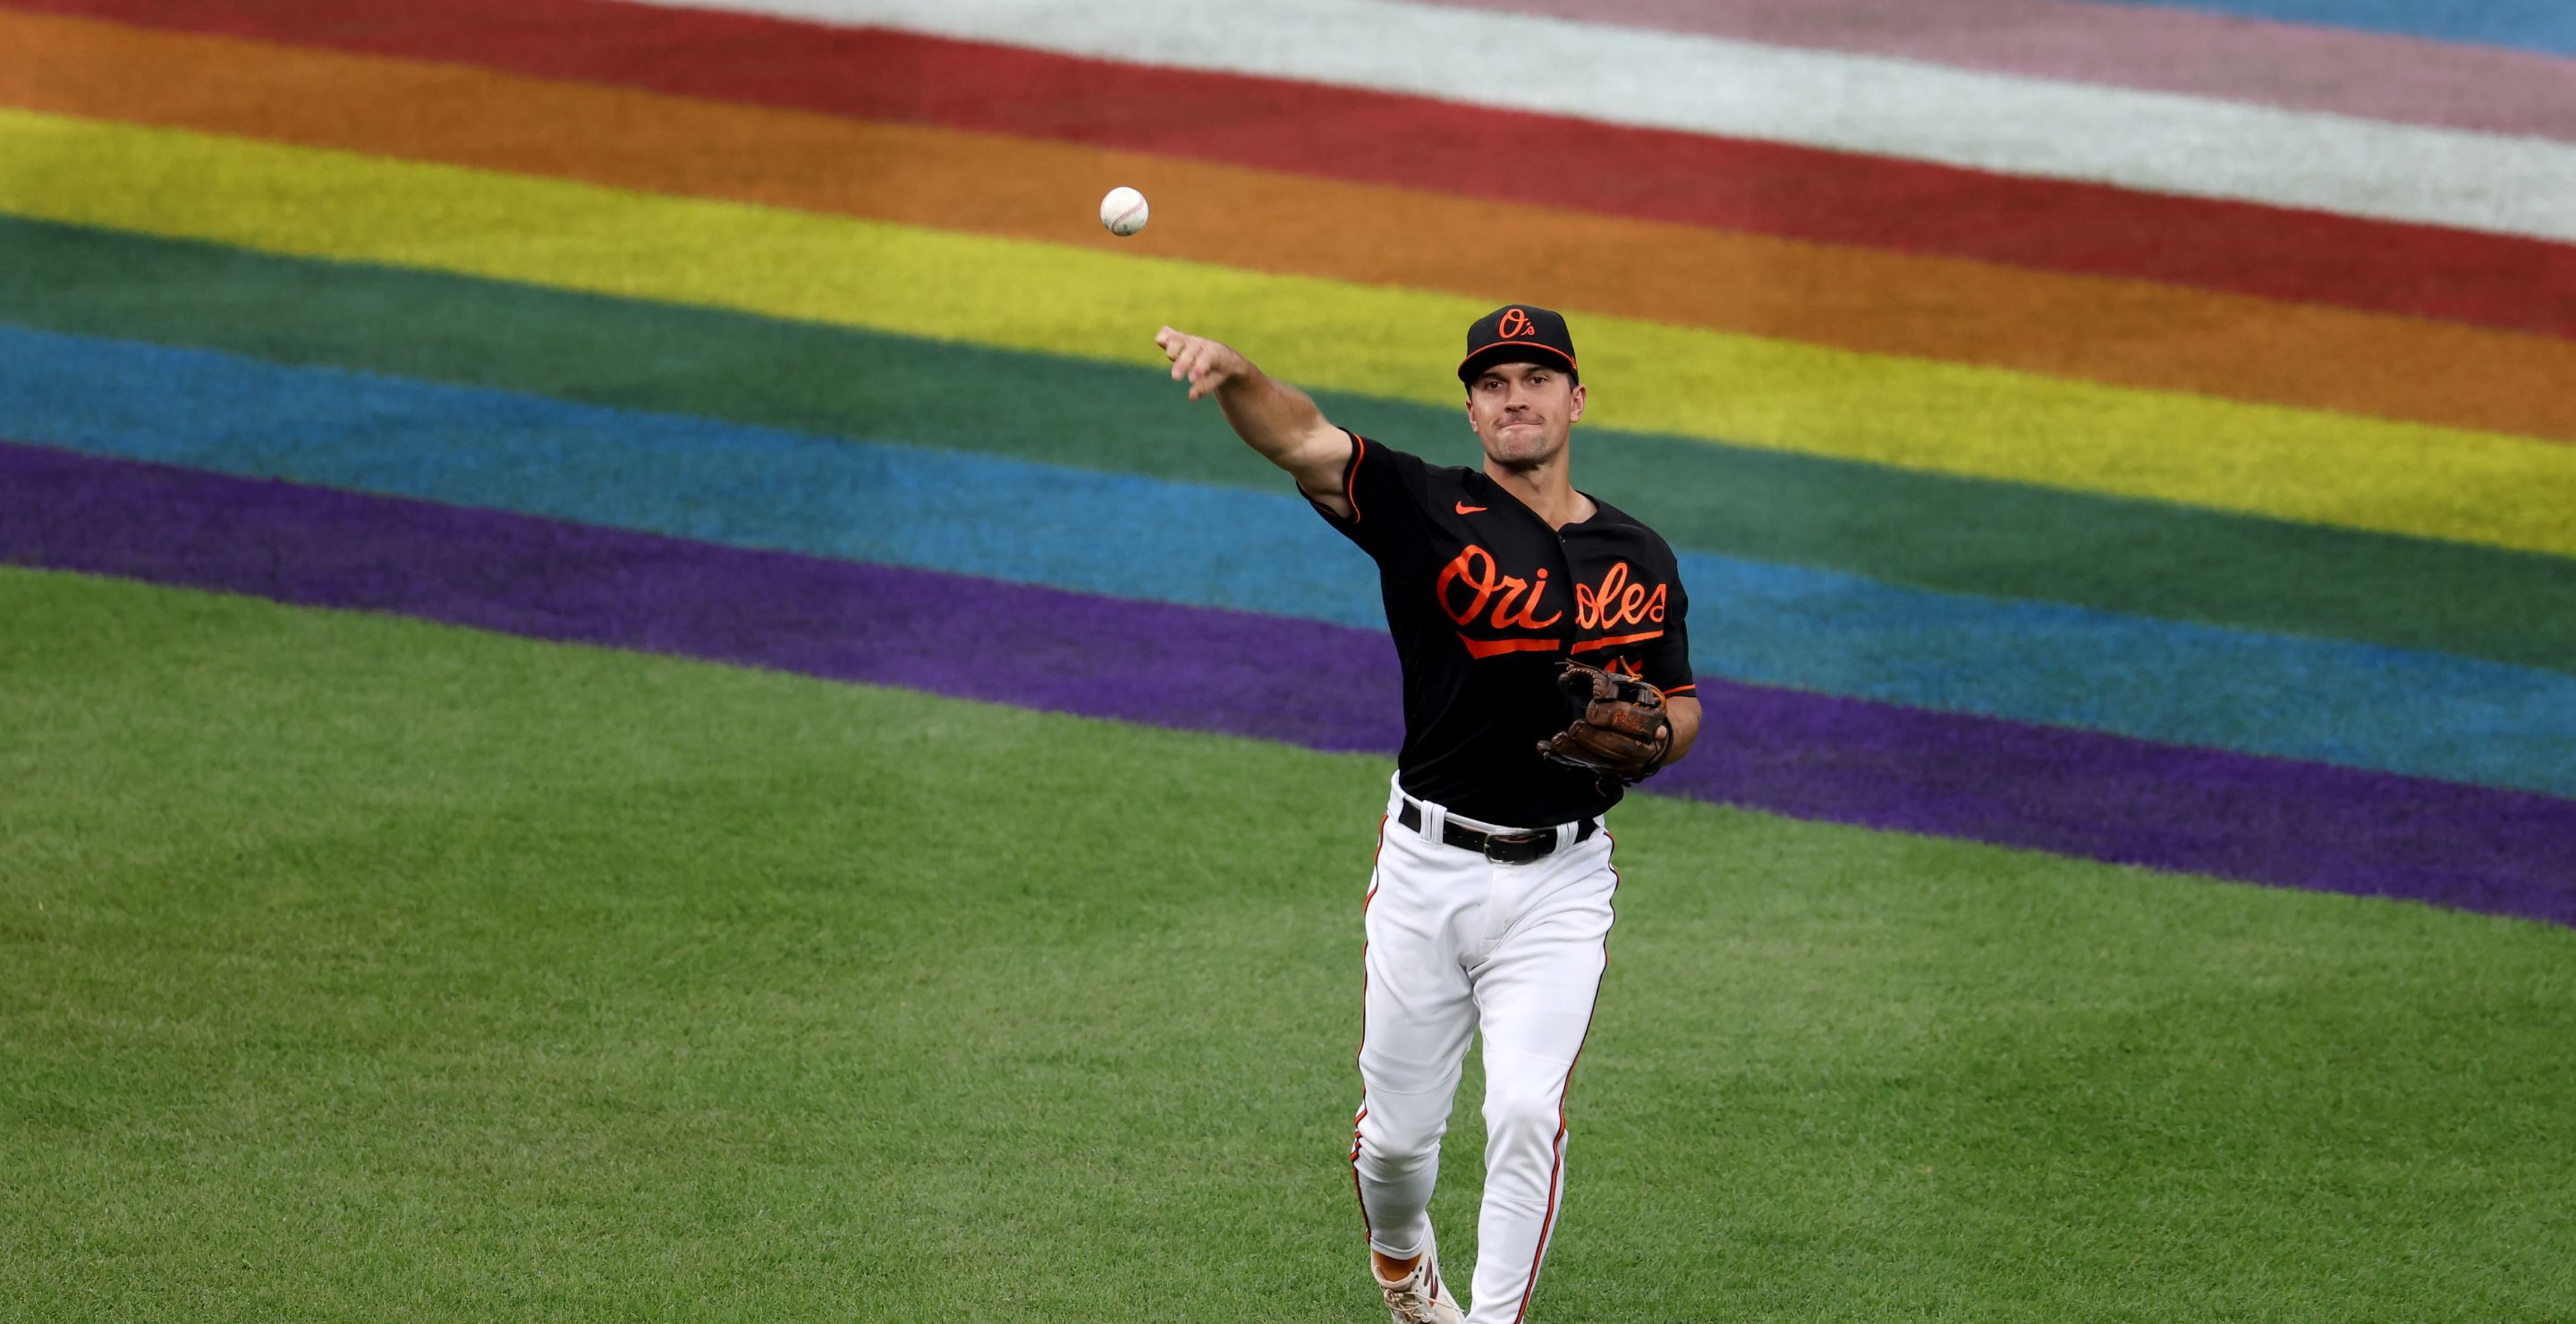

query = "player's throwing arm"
[1156, 327, 1355, 518]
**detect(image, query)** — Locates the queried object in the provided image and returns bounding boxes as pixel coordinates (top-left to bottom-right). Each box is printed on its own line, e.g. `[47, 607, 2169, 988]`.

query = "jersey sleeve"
[1307, 431, 1431, 567]
[1641, 556, 1694, 700]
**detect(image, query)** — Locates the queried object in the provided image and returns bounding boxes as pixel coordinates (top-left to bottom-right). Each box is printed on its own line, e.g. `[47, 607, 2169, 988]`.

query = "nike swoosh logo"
[1454, 502, 1487, 514]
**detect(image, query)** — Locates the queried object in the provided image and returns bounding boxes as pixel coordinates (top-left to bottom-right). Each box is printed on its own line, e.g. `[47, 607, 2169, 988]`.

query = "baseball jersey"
[1309, 432, 1695, 827]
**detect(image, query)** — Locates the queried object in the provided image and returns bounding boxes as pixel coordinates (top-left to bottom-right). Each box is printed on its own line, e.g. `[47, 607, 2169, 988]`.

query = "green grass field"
[5, 568, 2572, 1320]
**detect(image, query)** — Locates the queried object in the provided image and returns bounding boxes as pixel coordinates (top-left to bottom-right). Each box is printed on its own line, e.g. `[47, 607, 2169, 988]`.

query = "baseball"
[1099, 185, 1149, 237]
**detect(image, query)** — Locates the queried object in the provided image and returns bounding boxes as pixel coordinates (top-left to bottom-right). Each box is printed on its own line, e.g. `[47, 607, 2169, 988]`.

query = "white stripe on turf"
[652, 0, 2576, 243]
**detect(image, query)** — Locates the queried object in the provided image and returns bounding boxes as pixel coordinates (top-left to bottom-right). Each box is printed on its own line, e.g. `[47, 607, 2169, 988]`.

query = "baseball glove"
[1536, 660, 1673, 784]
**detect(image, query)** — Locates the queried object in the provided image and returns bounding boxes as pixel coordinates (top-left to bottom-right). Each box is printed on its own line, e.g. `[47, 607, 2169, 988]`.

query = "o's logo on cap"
[1496, 308, 1535, 339]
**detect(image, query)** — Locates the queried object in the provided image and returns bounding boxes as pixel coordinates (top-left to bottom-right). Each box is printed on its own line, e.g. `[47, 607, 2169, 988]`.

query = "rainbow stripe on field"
[2, 0, 2572, 921]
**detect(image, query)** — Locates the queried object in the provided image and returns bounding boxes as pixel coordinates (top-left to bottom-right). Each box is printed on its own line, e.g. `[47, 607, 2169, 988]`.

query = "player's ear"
[1568, 382, 1587, 424]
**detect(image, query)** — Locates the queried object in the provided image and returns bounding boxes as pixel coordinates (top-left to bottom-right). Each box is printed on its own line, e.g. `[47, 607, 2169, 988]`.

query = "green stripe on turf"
[2, 216, 2568, 675]
[4, 567, 2572, 1320]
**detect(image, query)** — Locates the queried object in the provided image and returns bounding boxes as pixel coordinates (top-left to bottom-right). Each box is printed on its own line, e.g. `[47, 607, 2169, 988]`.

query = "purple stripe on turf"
[0, 440, 1401, 753]
[1655, 691, 2574, 923]
[5, 441, 2569, 926]
[1413, 0, 2576, 143]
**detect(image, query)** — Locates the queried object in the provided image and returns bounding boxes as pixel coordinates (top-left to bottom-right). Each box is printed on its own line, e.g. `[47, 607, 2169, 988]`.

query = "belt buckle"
[1482, 830, 1549, 864]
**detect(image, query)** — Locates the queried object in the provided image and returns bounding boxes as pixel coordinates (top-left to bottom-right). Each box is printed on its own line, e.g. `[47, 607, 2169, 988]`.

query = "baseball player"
[1157, 306, 1699, 1323]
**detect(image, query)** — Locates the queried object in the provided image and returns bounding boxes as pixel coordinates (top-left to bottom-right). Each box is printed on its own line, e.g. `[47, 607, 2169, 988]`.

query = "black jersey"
[1309, 432, 1695, 827]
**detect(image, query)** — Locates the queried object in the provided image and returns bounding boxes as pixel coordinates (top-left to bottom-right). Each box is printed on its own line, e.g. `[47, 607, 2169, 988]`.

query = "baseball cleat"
[1373, 1242, 1463, 1324]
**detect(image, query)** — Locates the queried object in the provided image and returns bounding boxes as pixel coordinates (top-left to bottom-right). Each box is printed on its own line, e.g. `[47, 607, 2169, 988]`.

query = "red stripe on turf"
[10, 0, 2572, 340]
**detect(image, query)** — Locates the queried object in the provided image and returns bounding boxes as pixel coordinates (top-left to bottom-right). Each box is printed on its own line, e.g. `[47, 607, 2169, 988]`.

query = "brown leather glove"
[1535, 660, 1673, 784]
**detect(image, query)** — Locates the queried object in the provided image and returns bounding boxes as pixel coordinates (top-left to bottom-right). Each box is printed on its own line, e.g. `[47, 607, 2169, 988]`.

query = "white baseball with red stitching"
[1099, 185, 1149, 236]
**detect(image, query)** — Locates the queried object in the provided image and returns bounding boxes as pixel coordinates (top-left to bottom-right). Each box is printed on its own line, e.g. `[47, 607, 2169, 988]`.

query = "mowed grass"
[4, 568, 2572, 1321]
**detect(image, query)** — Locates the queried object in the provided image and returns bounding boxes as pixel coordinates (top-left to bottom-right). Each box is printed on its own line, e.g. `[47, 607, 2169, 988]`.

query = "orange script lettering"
[1574, 561, 1665, 631]
[1435, 544, 1564, 632]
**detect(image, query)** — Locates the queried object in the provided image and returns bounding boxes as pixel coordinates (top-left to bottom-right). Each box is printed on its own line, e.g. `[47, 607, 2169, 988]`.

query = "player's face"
[1465, 361, 1586, 469]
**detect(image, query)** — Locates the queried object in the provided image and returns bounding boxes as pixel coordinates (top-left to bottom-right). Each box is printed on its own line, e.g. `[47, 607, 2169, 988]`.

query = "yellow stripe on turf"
[4, 107, 2569, 557]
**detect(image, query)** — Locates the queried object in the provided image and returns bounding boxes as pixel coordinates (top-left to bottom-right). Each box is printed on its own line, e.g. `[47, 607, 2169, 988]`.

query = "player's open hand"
[1156, 326, 1249, 403]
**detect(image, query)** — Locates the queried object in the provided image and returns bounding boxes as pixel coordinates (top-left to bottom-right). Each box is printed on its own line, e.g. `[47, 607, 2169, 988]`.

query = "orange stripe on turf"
[4, 9, 2574, 445]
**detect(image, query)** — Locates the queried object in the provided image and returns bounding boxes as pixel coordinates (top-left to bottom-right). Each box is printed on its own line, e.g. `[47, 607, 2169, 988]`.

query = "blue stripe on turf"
[2097, 0, 2576, 56]
[5, 323, 2572, 796]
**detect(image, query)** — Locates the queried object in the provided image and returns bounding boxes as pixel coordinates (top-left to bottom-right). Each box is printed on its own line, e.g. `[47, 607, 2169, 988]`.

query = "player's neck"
[1486, 455, 1594, 529]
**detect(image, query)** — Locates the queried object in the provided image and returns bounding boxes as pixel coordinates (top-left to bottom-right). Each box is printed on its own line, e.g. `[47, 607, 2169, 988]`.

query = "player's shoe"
[1373, 1236, 1463, 1324]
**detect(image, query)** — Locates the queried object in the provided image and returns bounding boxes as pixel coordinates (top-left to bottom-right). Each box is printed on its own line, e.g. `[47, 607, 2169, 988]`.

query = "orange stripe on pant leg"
[1513, 831, 1620, 1323]
[1352, 812, 1388, 1246]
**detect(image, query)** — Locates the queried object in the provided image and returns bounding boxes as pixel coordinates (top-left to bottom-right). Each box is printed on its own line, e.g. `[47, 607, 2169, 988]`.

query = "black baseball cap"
[1458, 304, 1579, 385]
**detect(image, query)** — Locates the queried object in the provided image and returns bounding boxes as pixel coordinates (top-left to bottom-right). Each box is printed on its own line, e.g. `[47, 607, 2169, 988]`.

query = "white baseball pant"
[1351, 773, 1619, 1323]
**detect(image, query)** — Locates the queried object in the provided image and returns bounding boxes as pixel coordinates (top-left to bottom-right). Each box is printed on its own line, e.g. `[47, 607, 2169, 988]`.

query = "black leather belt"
[1398, 801, 1597, 864]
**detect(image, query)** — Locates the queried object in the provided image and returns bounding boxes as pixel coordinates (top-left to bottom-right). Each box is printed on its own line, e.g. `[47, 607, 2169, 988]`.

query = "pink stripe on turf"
[1412, 0, 2576, 142]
